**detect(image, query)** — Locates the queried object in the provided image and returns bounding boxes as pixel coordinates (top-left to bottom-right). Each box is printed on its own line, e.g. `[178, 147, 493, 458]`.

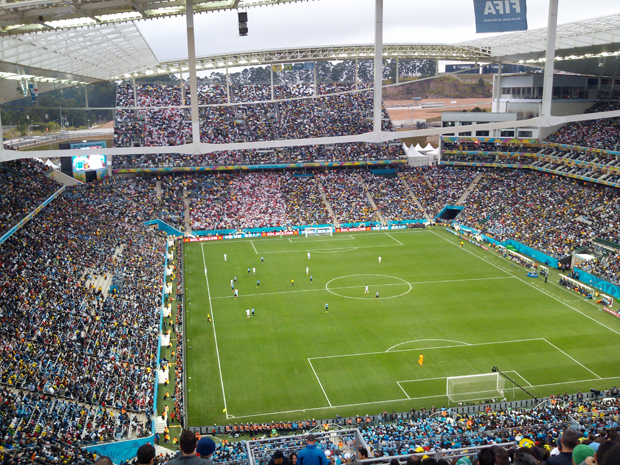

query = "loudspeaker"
[238, 11, 248, 36]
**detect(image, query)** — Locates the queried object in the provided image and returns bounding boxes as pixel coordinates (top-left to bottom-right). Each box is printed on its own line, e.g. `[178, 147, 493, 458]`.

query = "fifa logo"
[483, 0, 522, 15]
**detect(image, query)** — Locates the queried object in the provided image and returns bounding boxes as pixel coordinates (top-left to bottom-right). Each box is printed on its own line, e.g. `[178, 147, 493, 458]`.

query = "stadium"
[1, 0, 620, 464]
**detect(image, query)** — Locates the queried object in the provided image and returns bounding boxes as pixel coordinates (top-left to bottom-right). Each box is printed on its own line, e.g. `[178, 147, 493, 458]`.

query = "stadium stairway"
[456, 172, 484, 205]
[49, 169, 83, 186]
[315, 178, 340, 227]
[155, 416, 168, 434]
[357, 174, 386, 225]
[183, 187, 191, 234]
[84, 271, 114, 299]
[156, 180, 162, 200]
[397, 174, 432, 222]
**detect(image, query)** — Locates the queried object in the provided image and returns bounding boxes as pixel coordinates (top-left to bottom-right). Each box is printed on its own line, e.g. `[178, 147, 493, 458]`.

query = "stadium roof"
[0, 5, 618, 87]
[0, 0, 310, 35]
[461, 13, 620, 75]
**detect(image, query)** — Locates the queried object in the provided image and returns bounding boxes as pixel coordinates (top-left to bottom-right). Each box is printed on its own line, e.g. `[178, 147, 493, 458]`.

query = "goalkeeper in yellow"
[419, 353, 424, 366]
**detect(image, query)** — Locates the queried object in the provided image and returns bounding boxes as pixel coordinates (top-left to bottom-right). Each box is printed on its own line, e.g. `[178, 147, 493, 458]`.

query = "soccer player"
[261, 256, 264, 264]
[253, 267, 256, 275]
[325, 303, 328, 313]
[375, 291, 379, 299]
[365, 285, 369, 294]
[207, 314, 211, 323]
[306, 266, 309, 275]
[419, 354, 424, 366]
[204, 268, 207, 275]
[251, 308, 255, 317]
[256, 279, 260, 288]
[248, 267, 251, 275]
[460, 241, 464, 248]
[224, 254, 227, 261]
[231, 282, 235, 292]
[291, 279, 294, 286]
[307, 252, 311, 259]
[234, 289, 238, 299]
[234, 276, 237, 283]
[378, 256, 381, 264]
[246, 308, 250, 318]
[310, 275, 313, 283]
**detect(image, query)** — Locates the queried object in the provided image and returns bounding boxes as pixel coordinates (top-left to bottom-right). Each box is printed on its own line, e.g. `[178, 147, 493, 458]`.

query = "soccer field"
[182, 228, 620, 426]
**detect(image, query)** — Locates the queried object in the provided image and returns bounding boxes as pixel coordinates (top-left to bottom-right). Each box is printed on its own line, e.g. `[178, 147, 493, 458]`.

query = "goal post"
[446, 373, 507, 404]
[304, 226, 333, 237]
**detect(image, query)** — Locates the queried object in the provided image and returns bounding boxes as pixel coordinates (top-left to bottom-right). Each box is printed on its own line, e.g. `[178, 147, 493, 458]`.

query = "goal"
[446, 373, 507, 403]
[304, 227, 333, 237]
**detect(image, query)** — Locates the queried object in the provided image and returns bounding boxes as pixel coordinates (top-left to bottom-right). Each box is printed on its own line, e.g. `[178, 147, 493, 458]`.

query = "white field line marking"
[227, 393, 448, 420]
[298, 236, 356, 242]
[386, 339, 470, 352]
[542, 338, 602, 379]
[209, 276, 513, 299]
[513, 370, 533, 387]
[308, 359, 332, 407]
[200, 244, 229, 418]
[396, 381, 411, 399]
[386, 233, 403, 246]
[308, 338, 545, 361]
[226, 373, 620, 420]
[250, 240, 258, 254]
[430, 230, 620, 338]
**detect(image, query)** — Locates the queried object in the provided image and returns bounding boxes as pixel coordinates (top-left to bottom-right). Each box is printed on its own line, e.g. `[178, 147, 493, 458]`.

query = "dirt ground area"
[385, 97, 492, 122]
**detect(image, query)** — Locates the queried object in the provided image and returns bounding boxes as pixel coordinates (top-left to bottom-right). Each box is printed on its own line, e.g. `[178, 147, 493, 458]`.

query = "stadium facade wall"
[454, 224, 560, 268]
[113, 160, 407, 175]
[454, 223, 620, 300]
[144, 219, 184, 236]
[84, 436, 155, 465]
[574, 267, 620, 300]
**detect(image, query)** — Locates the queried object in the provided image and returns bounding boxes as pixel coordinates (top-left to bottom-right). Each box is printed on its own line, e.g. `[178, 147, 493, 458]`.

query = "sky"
[136, 0, 620, 65]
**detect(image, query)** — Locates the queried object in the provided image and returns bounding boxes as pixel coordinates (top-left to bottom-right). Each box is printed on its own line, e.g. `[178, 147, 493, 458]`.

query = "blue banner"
[473, 0, 527, 33]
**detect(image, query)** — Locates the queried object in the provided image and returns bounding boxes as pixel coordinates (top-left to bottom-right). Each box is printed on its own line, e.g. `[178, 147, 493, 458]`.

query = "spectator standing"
[137, 444, 156, 465]
[166, 430, 205, 464]
[547, 429, 580, 465]
[196, 437, 217, 464]
[298, 434, 329, 465]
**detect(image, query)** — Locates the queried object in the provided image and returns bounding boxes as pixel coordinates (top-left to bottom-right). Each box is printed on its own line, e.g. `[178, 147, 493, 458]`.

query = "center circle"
[325, 274, 412, 300]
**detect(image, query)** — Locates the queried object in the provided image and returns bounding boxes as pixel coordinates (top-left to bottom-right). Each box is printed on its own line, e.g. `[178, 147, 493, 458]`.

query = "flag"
[222, 408, 226, 412]
[272, 64, 282, 72]
[283, 63, 293, 71]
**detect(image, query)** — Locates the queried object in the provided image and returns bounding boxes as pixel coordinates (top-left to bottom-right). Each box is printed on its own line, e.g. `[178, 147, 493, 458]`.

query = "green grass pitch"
[182, 228, 620, 426]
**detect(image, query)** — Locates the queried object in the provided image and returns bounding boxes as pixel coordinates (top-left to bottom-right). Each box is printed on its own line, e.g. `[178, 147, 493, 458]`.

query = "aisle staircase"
[316, 178, 340, 227]
[398, 174, 432, 222]
[357, 174, 386, 225]
[456, 173, 484, 205]
[183, 186, 191, 234]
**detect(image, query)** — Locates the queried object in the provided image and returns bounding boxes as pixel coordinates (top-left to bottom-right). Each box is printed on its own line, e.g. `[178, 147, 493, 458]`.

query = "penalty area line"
[308, 359, 332, 407]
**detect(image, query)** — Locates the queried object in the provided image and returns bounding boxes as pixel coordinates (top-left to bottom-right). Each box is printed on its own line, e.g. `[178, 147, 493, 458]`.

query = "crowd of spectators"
[319, 171, 378, 225]
[112, 143, 405, 170]
[0, 158, 59, 235]
[0, 171, 166, 460]
[401, 167, 479, 218]
[280, 174, 332, 226]
[360, 172, 422, 222]
[169, 391, 620, 465]
[546, 100, 620, 151]
[113, 82, 403, 166]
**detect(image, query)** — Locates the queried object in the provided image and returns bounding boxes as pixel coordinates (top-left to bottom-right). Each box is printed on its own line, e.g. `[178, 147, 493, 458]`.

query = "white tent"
[423, 143, 435, 152]
[414, 143, 424, 152]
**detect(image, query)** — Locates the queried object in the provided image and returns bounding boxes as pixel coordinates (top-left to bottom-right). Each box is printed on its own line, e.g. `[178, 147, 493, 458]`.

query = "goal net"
[304, 227, 333, 237]
[446, 373, 507, 403]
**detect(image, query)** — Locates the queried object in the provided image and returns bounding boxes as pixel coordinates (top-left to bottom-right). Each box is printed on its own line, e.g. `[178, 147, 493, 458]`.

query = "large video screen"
[72, 154, 106, 172]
